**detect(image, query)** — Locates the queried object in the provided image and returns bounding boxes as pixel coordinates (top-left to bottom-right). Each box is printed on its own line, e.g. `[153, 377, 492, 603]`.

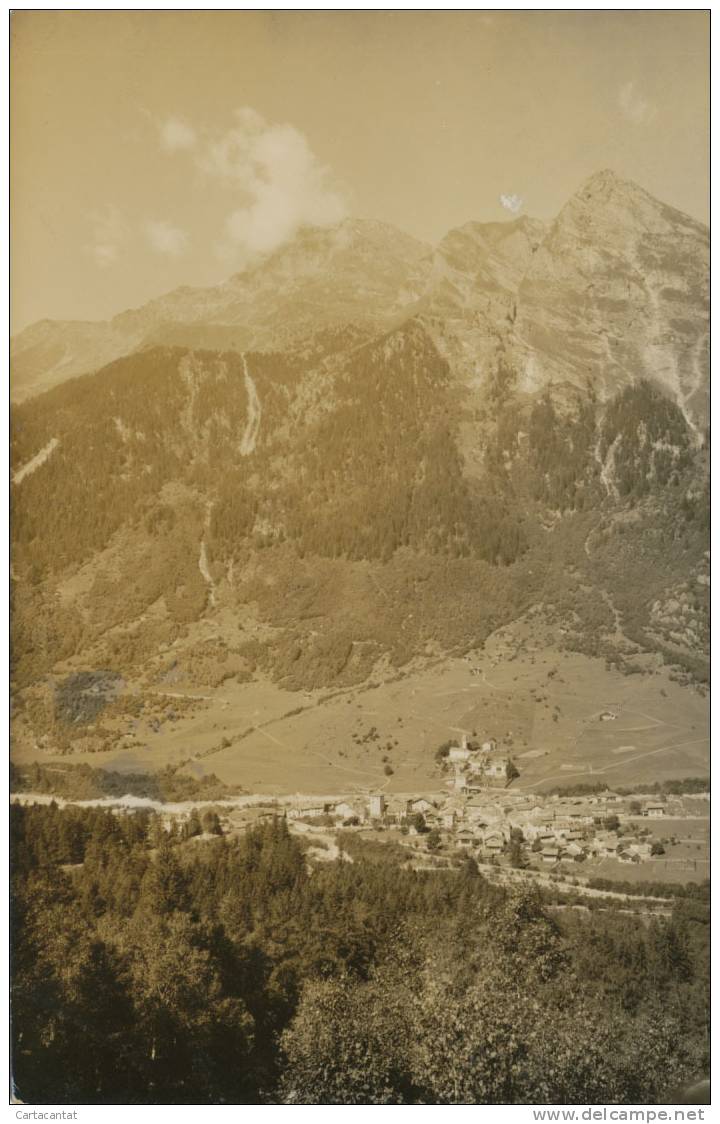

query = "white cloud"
[197, 107, 348, 259]
[145, 219, 189, 257]
[160, 117, 197, 153]
[500, 193, 523, 214]
[86, 206, 127, 268]
[618, 81, 656, 126]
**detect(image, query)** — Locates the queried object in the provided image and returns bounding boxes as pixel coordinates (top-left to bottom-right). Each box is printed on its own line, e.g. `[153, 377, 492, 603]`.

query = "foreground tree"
[280, 894, 704, 1105]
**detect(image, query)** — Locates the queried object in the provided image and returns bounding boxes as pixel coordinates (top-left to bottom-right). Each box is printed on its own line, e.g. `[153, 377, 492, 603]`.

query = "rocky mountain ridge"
[13, 171, 709, 433]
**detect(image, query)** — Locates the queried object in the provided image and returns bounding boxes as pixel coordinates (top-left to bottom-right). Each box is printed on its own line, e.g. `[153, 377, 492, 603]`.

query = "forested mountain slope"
[10, 171, 709, 759]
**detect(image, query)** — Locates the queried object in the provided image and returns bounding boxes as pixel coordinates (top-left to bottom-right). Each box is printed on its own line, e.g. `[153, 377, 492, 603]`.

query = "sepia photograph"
[9, 10, 709, 1107]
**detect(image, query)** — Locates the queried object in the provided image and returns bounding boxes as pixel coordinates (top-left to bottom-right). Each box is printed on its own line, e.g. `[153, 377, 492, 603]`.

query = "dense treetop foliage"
[11, 803, 708, 1104]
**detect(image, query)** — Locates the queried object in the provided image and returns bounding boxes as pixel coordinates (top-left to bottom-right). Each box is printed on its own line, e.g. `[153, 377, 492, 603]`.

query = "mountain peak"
[571, 167, 659, 211]
[222, 217, 431, 285]
[286, 215, 431, 258]
[513, 167, 708, 428]
[566, 168, 707, 235]
[580, 167, 628, 190]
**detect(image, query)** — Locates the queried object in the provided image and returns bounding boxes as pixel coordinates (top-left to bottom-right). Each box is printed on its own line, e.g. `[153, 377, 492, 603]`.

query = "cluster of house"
[287, 793, 387, 823]
[445, 734, 515, 791]
[450, 793, 672, 866]
[285, 787, 676, 867]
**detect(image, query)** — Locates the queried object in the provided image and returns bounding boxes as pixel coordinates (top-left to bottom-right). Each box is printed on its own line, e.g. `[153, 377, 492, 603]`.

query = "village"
[212, 733, 706, 872]
[11, 732, 708, 878]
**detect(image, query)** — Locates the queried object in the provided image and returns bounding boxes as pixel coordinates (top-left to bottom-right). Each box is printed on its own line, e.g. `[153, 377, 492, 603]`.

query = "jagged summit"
[563, 167, 708, 236]
[508, 169, 709, 425]
[10, 172, 708, 411]
[579, 166, 633, 192]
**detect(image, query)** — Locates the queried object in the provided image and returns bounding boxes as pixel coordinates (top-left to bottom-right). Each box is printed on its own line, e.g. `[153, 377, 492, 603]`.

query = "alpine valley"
[10, 169, 709, 795]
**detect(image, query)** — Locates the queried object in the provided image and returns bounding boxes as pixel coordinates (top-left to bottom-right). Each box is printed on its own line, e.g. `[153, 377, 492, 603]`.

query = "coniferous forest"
[11, 803, 709, 1105]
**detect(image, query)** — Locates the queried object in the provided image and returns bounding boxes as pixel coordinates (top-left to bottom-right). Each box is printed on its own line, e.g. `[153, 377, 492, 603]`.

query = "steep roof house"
[406, 797, 435, 816]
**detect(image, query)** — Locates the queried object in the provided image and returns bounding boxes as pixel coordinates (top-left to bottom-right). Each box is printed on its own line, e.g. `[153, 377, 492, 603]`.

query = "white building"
[485, 757, 510, 780]
[288, 804, 327, 820]
[368, 794, 386, 818]
[465, 799, 503, 824]
[406, 797, 435, 816]
[332, 801, 364, 821]
[449, 734, 473, 763]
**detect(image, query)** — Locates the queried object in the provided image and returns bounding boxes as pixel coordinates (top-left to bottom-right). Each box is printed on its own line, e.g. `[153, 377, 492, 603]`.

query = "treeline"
[586, 876, 710, 903]
[545, 777, 709, 798]
[625, 778, 709, 796]
[11, 804, 708, 1104]
[10, 761, 239, 803]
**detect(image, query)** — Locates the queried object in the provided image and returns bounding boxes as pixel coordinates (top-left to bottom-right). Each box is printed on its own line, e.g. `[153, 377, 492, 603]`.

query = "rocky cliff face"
[510, 170, 709, 430]
[419, 215, 547, 390]
[9, 318, 145, 402]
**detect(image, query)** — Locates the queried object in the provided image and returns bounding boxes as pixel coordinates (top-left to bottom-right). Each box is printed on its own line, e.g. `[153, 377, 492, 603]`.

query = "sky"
[10, 10, 709, 332]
